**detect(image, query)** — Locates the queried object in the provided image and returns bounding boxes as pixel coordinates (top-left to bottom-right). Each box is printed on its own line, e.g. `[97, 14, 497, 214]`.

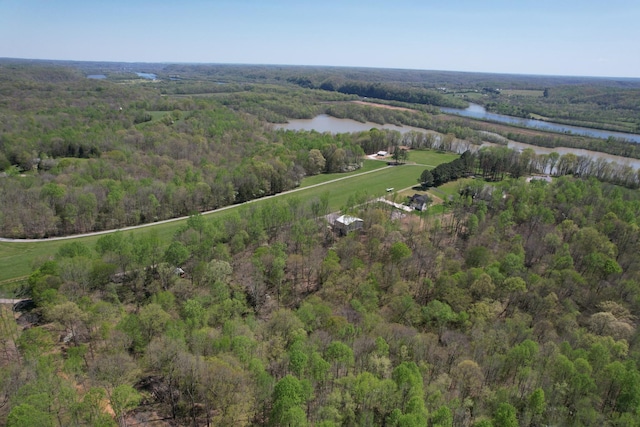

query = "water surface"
[274, 114, 429, 134]
[135, 72, 157, 80]
[277, 115, 640, 169]
[440, 103, 640, 143]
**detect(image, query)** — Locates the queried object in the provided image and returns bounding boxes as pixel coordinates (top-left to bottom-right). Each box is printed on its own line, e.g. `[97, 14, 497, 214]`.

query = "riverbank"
[440, 103, 640, 143]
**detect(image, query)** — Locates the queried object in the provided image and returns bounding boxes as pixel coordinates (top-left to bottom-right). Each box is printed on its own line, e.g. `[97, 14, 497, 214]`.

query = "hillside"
[2, 61, 640, 426]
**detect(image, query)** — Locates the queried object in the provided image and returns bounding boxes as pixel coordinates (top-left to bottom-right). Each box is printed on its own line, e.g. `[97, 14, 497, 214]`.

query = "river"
[275, 115, 640, 170]
[440, 103, 640, 143]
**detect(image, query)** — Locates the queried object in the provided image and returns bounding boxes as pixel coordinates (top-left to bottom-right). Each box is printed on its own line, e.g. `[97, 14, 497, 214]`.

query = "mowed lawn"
[408, 149, 459, 167]
[299, 159, 388, 187]
[0, 150, 456, 284]
[280, 163, 427, 210]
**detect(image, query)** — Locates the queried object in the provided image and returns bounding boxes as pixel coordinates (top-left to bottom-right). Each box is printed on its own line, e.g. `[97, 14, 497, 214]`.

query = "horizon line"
[1, 57, 639, 81]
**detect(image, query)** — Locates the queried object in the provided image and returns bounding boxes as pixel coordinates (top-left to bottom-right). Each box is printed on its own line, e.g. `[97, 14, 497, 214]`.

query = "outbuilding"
[334, 215, 364, 235]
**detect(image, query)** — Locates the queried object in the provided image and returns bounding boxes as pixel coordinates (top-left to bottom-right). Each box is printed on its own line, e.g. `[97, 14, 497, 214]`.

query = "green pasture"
[436, 178, 474, 198]
[0, 151, 456, 284]
[299, 159, 388, 187]
[282, 164, 425, 210]
[408, 150, 459, 167]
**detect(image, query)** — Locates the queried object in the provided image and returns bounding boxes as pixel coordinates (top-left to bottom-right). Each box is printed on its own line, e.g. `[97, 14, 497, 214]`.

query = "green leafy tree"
[528, 387, 546, 425]
[419, 169, 434, 188]
[306, 149, 326, 175]
[431, 405, 453, 427]
[95, 232, 133, 274]
[270, 375, 307, 427]
[422, 300, 458, 337]
[164, 240, 190, 267]
[16, 327, 55, 360]
[110, 384, 142, 427]
[7, 403, 54, 427]
[325, 341, 354, 377]
[138, 303, 172, 344]
[390, 362, 428, 426]
[493, 402, 518, 427]
[288, 339, 309, 378]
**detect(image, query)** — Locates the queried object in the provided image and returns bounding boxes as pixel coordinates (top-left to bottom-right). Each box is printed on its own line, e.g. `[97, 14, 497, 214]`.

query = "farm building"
[334, 215, 364, 235]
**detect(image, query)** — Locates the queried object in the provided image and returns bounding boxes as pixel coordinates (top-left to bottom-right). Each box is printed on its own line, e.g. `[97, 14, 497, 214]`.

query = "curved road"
[0, 163, 430, 243]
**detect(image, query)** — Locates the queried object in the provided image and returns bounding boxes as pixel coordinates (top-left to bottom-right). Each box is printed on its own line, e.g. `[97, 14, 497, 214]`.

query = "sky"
[1, 0, 639, 78]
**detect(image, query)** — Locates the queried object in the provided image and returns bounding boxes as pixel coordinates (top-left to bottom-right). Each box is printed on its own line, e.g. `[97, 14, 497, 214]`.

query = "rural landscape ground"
[2, 60, 640, 427]
[0, 154, 453, 286]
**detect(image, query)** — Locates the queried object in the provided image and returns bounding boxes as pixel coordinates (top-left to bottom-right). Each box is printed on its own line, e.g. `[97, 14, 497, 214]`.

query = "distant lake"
[277, 115, 640, 170]
[274, 114, 430, 134]
[135, 72, 157, 80]
[87, 74, 107, 79]
[440, 103, 640, 143]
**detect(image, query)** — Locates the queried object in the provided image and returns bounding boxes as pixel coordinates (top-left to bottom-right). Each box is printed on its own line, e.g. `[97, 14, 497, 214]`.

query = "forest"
[2, 61, 640, 239]
[2, 60, 640, 426]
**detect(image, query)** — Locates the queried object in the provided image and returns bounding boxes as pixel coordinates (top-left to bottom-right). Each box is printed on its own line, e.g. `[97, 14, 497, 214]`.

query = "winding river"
[440, 103, 640, 143]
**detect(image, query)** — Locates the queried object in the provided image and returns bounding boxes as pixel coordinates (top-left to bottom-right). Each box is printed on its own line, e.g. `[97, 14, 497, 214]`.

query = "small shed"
[377, 151, 388, 157]
[334, 215, 364, 235]
[408, 194, 430, 211]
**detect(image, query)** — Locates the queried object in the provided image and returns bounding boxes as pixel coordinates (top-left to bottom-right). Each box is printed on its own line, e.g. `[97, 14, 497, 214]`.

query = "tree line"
[418, 146, 640, 192]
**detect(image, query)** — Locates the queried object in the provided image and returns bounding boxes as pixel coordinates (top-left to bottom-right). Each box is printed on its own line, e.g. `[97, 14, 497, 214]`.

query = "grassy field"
[299, 159, 388, 187]
[283, 164, 426, 209]
[408, 150, 459, 166]
[0, 151, 456, 285]
[436, 178, 473, 197]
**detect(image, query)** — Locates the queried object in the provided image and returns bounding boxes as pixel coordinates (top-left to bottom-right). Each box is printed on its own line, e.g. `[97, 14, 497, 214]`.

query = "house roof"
[336, 215, 362, 225]
[410, 194, 429, 203]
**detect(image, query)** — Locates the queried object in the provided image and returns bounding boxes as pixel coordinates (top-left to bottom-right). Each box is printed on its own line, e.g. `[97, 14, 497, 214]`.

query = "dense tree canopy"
[3, 171, 640, 425]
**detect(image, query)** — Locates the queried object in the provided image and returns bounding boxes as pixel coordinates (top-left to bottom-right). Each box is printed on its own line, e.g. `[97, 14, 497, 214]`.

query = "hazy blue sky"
[1, 0, 639, 77]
